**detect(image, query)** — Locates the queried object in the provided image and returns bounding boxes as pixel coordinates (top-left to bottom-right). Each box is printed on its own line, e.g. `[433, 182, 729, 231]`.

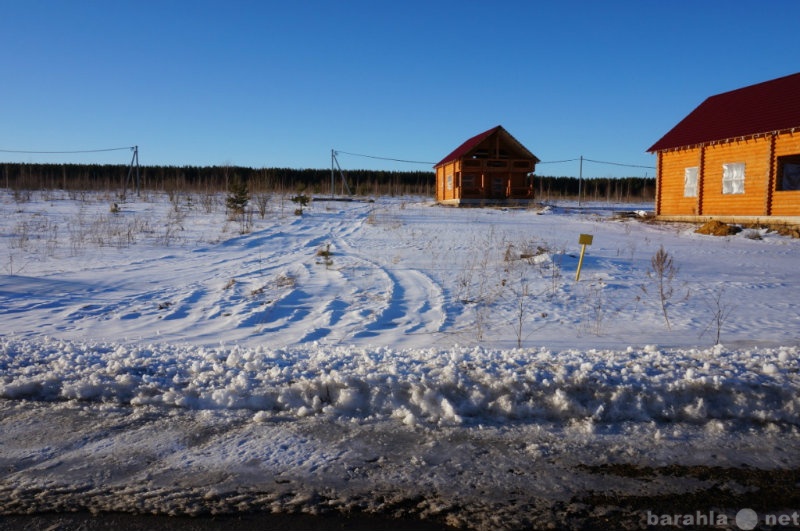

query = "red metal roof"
[648, 72, 800, 152]
[435, 125, 539, 167]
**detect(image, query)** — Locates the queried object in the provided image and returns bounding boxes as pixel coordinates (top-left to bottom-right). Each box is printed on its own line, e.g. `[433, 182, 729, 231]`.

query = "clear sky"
[1, 1, 798, 178]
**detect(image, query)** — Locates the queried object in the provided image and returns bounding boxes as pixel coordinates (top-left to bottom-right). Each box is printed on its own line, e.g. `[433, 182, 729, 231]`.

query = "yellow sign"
[575, 234, 593, 281]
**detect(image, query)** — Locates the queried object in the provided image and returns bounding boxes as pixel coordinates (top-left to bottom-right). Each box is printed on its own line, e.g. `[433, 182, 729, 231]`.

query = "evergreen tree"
[226, 175, 249, 214]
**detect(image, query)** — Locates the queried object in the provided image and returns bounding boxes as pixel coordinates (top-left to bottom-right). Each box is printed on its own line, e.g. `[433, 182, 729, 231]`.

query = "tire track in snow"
[332, 230, 447, 346]
[67, 214, 351, 344]
[2, 201, 447, 347]
[232, 202, 448, 346]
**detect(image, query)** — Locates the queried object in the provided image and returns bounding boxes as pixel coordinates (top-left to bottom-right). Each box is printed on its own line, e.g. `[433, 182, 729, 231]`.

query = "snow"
[2, 338, 798, 427]
[1, 190, 799, 529]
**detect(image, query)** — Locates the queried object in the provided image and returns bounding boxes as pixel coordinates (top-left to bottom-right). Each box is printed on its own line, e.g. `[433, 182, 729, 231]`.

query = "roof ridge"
[435, 126, 503, 167]
[435, 125, 539, 167]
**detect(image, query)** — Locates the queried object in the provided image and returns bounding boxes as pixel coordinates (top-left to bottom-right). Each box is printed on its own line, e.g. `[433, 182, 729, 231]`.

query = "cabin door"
[490, 177, 506, 199]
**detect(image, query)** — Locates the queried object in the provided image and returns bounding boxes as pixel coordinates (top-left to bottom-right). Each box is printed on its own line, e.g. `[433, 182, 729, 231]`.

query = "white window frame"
[446, 174, 453, 191]
[722, 163, 745, 195]
[684, 167, 698, 197]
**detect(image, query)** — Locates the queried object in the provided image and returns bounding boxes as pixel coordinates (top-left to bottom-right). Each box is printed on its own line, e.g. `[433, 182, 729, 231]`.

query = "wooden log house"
[648, 72, 800, 223]
[435, 125, 540, 206]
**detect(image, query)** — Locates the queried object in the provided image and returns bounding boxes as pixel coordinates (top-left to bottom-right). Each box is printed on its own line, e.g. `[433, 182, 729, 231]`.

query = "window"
[461, 174, 476, 189]
[446, 174, 453, 191]
[722, 163, 745, 194]
[777, 155, 800, 191]
[684, 167, 698, 197]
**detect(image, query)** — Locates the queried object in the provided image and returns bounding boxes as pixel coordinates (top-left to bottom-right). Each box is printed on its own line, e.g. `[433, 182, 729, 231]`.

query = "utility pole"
[330, 150, 352, 196]
[125, 145, 140, 197]
[578, 155, 583, 206]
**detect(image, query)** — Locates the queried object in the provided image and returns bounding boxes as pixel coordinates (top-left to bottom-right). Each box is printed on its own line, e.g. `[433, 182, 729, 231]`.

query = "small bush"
[291, 194, 310, 214]
[316, 244, 333, 268]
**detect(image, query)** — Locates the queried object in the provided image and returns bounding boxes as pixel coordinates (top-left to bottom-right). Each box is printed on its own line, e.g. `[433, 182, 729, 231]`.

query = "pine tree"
[226, 175, 249, 215]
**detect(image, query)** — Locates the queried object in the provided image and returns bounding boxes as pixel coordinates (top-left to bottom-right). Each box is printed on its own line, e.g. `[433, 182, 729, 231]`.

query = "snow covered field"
[1, 190, 799, 529]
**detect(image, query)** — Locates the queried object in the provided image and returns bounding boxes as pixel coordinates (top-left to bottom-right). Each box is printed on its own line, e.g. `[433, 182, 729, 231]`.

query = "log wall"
[656, 131, 800, 217]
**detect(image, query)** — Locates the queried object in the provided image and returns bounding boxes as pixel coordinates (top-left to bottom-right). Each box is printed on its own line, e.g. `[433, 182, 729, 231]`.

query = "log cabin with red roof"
[648, 72, 800, 222]
[435, 126, 540, 206]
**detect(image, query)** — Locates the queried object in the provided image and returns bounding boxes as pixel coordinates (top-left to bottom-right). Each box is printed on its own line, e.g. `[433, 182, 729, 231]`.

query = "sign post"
[575, 233, 593, 281]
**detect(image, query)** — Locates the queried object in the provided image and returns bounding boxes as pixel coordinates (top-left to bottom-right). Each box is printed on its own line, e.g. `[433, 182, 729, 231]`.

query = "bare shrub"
[4, 253, 28, 276]
[200, 192, 218, 214]
[12, 189, 32, 203]
[13, 215, 60, 255]
[700, 286, 735, 345]
[254, 193, 270, 219]
[274, 272, 296, 289]
[501, 257, 549, 348]
[250, 285, 266, 297]
[644, 245, 679, 330]
[579, 280, 608, 336]
[542, 246, 565, 296]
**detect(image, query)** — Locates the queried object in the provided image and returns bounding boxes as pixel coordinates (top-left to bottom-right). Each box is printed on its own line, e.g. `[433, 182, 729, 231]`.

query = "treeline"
[1, 163, 434, 197]
[1, 163, 654, 201]
[536, 176, 655, 202]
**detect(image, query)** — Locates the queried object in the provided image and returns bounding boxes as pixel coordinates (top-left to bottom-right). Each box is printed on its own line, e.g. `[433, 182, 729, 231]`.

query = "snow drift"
[3, 337, 797, 427]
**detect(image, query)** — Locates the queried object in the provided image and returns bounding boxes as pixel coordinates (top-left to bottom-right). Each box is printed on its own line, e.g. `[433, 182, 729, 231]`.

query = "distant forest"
[1, 163, 655, 202]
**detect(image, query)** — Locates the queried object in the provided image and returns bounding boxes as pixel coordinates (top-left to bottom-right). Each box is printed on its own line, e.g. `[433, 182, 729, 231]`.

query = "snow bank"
[1, 337, 798, 426]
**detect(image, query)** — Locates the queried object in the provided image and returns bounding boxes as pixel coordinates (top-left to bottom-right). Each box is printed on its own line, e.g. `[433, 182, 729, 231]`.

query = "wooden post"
[575, 233, 593, 281]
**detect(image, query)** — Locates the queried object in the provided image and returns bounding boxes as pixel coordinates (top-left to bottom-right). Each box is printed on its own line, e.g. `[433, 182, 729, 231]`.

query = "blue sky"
[1, 1, 798, 178]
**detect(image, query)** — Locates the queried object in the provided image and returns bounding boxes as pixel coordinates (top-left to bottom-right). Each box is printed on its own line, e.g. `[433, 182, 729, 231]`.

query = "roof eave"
[648, 127, 800, 154]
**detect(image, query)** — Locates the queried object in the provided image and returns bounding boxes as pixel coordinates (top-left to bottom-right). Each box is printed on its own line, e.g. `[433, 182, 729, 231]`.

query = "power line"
[539, 157, 654, 169]
[337, 150, 654, 170]
[582, 157, 655, 170]
[0, 146, 135, 154]
[537, 158, 580, 165]
[335, 150, 435, 165]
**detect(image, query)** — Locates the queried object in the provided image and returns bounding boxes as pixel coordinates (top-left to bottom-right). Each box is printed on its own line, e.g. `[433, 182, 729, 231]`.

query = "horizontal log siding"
[435, 161, 460, 202]
[657, 148, 701, 215]
[772, 131, 800, 216]
[701, 138, 771, 216]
